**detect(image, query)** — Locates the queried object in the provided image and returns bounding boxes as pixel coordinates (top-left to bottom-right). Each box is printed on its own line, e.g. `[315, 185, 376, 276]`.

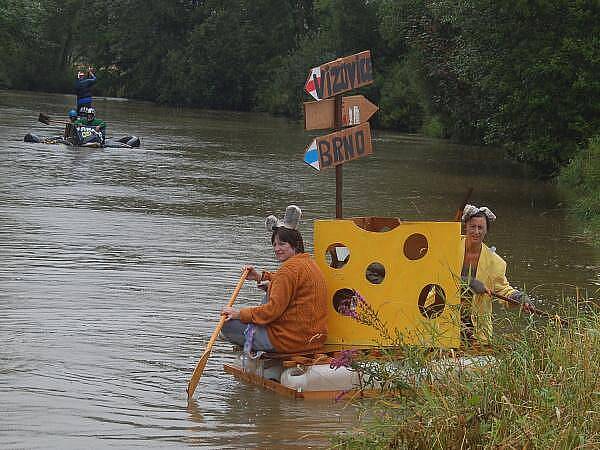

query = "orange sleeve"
[239, 267, 293, 325]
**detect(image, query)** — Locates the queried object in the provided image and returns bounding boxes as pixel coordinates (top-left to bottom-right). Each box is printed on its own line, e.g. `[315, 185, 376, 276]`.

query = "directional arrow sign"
[303, 122, 373, 171]
[342, 95, 378, 127]
[304, 50, 373, 101]
[304, 95, 379, 130]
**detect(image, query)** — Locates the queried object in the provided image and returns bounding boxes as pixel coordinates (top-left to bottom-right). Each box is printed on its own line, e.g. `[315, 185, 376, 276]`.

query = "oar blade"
[38, 113, 51, 125]
[187, 349, 211, 399]
[454, 187, 474, 221]
[186, 269, 249, 400]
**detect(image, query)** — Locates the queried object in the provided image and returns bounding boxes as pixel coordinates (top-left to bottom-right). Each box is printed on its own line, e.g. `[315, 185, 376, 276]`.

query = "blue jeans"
[221, 320, 276, 352]
[220, 292, 276, 352]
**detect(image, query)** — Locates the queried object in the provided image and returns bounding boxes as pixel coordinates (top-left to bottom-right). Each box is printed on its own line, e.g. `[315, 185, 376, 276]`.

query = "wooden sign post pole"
[302, 50, 377, 219]
[334, 94, 343, 218]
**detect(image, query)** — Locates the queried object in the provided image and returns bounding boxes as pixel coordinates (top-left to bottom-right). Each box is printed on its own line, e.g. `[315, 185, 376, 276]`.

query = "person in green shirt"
[75, 106, 106, 134]
[73, 106, 106, 145]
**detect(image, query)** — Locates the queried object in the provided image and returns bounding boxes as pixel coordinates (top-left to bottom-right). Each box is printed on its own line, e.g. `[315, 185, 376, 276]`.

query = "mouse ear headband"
[265, 205, 302, 232]
[462, 204, 496, 223]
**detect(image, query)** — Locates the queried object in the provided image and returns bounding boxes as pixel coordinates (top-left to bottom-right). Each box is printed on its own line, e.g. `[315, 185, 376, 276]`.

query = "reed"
[331, 295, 600, 449]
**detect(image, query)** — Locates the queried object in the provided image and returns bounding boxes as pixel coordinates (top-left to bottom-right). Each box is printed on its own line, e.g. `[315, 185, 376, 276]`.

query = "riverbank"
[559, 136, 600, 247]
[332, 298, 600, 448]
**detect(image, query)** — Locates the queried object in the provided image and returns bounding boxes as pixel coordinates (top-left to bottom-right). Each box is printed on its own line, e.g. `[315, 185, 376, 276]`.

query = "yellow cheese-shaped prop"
[314, 218, 461, 348]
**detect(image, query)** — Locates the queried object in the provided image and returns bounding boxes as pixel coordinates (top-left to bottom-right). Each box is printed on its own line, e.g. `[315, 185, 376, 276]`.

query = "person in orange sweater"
[221, 206, 328, 354]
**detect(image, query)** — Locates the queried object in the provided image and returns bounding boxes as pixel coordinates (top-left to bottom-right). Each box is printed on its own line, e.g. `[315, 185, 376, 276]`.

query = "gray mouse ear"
[282, 205, 302, 230]
[265, 215, 279, 232]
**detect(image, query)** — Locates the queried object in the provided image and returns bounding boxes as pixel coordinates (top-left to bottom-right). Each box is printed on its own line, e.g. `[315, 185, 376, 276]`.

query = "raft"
[24, 132, 141, 148]
[222, 215, 492, 399]
[224, 345, 495, 400]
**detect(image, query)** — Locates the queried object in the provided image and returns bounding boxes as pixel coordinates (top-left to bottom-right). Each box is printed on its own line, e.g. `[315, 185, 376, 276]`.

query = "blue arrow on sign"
[303, 139, 320, 171]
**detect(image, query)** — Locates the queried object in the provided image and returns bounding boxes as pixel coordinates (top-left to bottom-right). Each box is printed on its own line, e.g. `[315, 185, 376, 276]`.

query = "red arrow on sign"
[305, 50, 373, 101]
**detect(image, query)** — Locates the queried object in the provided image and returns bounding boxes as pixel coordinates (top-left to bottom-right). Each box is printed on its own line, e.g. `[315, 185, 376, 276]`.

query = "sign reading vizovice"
[304, 123, 373, 171]
[305, 51, 373, 101]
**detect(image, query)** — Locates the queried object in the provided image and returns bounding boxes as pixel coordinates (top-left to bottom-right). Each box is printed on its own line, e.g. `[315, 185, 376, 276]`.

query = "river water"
[1, 90, 598, 449]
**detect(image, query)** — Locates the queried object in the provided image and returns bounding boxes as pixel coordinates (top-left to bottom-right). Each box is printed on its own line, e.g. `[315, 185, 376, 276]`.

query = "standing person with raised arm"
[75, 67, 96, 114]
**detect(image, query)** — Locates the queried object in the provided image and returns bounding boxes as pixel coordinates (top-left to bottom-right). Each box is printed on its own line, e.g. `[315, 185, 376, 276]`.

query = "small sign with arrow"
[304, 51, 373, 101]
[304, 123, 372, 171]
[304, 95, 379, 130]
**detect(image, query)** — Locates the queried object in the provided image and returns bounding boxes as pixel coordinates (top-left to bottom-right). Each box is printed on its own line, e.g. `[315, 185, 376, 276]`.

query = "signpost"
[304, 50, 373, 101]
[304, 95, 379, 130]
[303, 123, 373, 171]
[302, 50, 378, 218]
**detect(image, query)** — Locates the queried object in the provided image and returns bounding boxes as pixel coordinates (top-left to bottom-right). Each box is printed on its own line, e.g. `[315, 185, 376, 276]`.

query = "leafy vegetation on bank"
[331, 297, 600, 449]
[559, 136, 600, 245]
[1, 1, 598, 179]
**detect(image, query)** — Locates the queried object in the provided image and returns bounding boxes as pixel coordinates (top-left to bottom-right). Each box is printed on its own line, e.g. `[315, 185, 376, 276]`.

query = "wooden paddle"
[491, 291, 569, 326]
[454, 187, 474, 221]
[38, 112, 71, 127]
[38, 112, 53, 125]
[187, 268, 250, 400]
[38, 113, 76, 141]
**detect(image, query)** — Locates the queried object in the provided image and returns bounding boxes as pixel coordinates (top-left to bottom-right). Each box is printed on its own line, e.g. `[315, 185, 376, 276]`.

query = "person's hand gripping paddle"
[187, 268, 250, 400]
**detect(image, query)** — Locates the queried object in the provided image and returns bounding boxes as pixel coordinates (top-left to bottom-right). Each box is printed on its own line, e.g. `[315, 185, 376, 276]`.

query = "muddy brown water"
[1, 90, 598, 449]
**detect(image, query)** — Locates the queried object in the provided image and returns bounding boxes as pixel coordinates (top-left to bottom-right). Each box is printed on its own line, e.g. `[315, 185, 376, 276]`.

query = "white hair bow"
[462, 204, 496, 223]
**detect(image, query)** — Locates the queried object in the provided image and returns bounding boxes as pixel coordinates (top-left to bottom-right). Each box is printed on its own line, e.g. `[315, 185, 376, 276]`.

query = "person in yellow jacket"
[460, 204, 534, 342]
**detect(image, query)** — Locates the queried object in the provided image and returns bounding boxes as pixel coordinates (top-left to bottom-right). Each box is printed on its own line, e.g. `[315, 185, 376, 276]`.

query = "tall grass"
[332, 298, 600, 449]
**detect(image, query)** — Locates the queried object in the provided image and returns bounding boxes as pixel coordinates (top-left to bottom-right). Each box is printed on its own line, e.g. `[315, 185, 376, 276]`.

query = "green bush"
[378, 58, 427, 132]
[559, 136, 600, 245]
[3, 0, 598, 180]
[421, 115, 445, 139]
[255, 33, 337, 118]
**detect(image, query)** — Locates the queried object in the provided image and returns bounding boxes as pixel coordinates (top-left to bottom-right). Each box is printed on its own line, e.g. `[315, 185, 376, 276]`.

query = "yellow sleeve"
[490, 255, 518, 302]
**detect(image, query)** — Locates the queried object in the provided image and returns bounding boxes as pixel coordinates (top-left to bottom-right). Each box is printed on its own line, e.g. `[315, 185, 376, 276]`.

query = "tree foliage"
[1, 0, 598, 177]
